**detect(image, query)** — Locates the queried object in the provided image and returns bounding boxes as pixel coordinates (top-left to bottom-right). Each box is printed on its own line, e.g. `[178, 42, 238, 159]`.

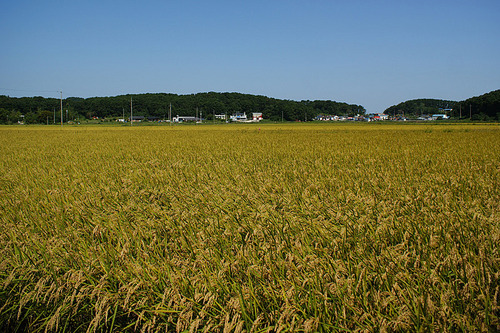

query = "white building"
[173, 116, 200, 123]
[370, 113, 389, 121]
[230, 112, 247, 122]
[431, 114, 450, 120]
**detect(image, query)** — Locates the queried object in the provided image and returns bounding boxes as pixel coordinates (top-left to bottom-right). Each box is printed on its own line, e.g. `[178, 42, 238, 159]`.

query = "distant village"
[120, 112, 264, 123]
[117, 110, 453, 124]
[315, 112, 450, 122]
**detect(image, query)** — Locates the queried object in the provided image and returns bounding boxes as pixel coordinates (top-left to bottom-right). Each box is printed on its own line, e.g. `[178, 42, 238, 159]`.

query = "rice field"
[0, 123, 499, 332]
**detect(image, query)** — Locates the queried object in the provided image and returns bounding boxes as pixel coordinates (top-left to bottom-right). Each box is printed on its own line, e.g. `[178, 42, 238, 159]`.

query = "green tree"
[24, 112, 37, 124]
[0, 108, 10, 124]
[37, 110, 53, 124]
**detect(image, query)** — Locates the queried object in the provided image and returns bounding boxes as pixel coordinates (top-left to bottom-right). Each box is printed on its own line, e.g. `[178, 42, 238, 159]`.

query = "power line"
[0, 87, 61, 94]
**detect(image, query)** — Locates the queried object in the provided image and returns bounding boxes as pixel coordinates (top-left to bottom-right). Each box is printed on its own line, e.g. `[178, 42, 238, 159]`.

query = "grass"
[0, 123, 499, 332]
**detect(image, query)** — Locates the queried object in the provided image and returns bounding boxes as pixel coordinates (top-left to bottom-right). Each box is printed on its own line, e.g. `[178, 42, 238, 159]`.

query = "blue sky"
[1, 0, 499, 112]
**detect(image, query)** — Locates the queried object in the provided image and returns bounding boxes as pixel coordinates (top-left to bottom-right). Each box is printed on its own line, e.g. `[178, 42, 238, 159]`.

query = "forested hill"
[456, 89, 500, 120]
[384, 99, 457, 117]
[0, 92, 365, 124]
[383, 89, 500, 120]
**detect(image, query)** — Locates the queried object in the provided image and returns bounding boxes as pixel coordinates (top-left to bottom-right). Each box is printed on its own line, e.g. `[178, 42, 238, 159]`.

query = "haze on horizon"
[1, 0, 499, 113]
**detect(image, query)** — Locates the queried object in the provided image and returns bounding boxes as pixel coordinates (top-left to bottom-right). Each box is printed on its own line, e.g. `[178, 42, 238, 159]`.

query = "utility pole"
[130, 97, 133, 126]
[169, 103, 172, 125]
[60, 91, 63, 126]
[459, 104, 462, 119]
[469, 104, 472, 120]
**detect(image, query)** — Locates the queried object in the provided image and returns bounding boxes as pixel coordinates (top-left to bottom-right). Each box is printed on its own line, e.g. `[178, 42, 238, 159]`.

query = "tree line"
[0, 92, 365, 124]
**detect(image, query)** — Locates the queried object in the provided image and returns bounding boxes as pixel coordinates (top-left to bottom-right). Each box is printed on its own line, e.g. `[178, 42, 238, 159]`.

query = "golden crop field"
[0, 123, 499, 332]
